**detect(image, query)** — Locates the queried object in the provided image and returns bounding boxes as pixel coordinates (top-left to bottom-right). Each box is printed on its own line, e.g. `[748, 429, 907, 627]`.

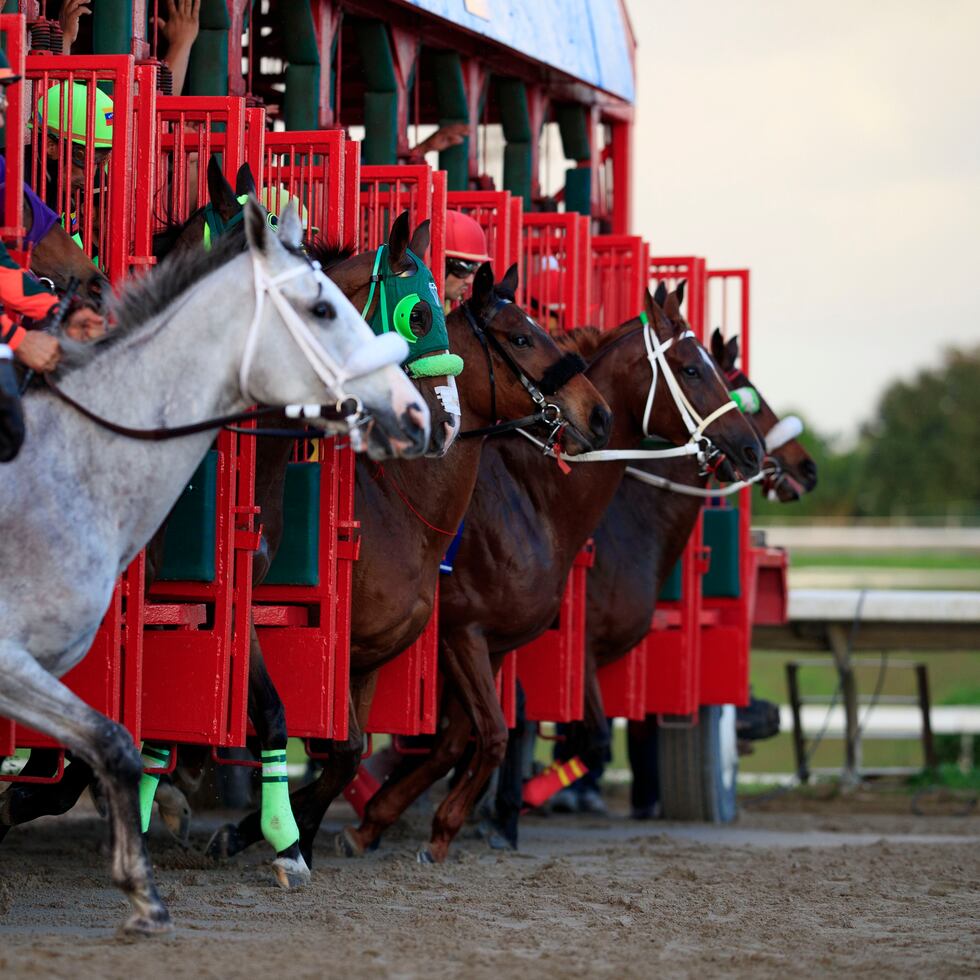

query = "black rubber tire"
[699, 704, 739, 824]
[656, 715, 705, 821]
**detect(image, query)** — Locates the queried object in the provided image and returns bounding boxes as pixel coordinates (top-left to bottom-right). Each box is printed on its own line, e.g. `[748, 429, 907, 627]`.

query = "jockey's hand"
[15, 331, 61, 373]
[154, 0, 201, 50]
[65, 307, 107, 342]
[59, 0, 93, 54]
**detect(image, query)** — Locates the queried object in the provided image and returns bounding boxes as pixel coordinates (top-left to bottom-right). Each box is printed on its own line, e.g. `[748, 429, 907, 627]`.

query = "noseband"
[458, 296, 586, 447]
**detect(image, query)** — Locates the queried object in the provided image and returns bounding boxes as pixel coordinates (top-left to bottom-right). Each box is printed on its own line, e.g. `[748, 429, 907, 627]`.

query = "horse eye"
[510, 334, 531, 349]
[312, 301, 335, 319]
[683, 366, 699, 378]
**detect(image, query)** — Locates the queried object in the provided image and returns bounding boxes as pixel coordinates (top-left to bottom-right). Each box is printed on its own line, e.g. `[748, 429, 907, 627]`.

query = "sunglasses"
[446, 258, 480, 278]
[70, 146, 110, 169]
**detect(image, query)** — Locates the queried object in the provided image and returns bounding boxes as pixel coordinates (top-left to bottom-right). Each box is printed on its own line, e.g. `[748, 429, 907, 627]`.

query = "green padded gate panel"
[264, 463, 320, 586]
[159, 451, 218, 582]
[703, 507, 741, 598]
[659, 559, 682, 602]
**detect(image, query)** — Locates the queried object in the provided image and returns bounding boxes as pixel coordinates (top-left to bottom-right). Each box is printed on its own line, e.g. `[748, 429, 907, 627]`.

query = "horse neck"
[37, 252, 257, 559]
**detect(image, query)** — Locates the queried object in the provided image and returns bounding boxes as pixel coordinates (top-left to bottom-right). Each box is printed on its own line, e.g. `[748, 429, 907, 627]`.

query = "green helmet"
[34, 81, 114, 146]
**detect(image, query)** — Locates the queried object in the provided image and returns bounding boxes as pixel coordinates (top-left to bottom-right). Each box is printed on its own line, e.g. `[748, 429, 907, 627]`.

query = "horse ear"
[409, 219, 430, 259]
[726, 335, 740, 367]
[388, 210, 411, 265]
[653, 281, 668, 308]
[499, 262, 519, 298]
[244, 196, 273, 256]
[711, 327, 726, 365]
[207, 156, 239, 218]
[277, 201, 304, 251]
[675, 279, 686, 307]
[471, 261, 495, 310]
[235, 164, 256, 198]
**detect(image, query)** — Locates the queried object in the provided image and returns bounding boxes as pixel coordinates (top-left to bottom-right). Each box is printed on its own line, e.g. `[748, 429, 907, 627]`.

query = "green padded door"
[158, 451, 218, 582]
[264, 462, 320, 586]
[703, 507, 741, 598]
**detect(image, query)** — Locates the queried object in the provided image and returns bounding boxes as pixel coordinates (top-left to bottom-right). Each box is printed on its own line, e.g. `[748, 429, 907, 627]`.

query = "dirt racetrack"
[1, 790, 978, 979]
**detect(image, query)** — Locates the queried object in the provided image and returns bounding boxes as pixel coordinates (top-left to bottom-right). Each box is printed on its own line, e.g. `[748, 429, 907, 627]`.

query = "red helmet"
[444, 209, 490, 263]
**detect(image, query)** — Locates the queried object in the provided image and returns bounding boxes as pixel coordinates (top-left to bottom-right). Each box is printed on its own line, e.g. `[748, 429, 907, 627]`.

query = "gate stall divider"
[249, 127, 352, 743]
[507, 211, 593, 726]
[139, 96, 262, 750]
[591, 233, 650, 721]
[699, 269, 754, 708]
[359, 163, 444, 738]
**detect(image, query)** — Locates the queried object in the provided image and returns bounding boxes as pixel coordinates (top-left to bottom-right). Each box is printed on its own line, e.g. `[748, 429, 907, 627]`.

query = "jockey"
[443, 209, 490, 305]
[31, 80, 114, 252]
[0, 56, 104, 462]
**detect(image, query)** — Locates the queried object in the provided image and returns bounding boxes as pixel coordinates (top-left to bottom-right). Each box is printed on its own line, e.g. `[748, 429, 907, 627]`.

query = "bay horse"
[521, 324, 818, 837]
[338, 286, 765, 863]
[0, 200, 428, 935]
[206, 258, 611, 871]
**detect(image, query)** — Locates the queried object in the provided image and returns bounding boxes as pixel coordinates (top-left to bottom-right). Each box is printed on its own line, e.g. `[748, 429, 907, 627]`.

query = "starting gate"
[446, 189, 523, 287]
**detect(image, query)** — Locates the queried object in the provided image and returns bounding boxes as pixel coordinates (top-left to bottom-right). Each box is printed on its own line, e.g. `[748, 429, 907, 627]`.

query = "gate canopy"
[402, 0, 635, 102]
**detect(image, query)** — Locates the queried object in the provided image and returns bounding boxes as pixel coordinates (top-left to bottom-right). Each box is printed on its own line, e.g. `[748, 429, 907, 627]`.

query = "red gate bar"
[0, 15, 26, 249]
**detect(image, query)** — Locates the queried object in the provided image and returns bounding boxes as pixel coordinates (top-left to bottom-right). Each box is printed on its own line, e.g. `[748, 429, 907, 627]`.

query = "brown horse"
[207, 255, 611, 870]
[339, 287, 765, 863]
[526, 326, 818, 835]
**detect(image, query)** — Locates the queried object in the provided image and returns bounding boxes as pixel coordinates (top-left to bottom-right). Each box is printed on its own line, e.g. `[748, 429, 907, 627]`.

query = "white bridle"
[519, 316, 738, 467]
[239, 254, 409, 417]
[624, 414, 806, 497]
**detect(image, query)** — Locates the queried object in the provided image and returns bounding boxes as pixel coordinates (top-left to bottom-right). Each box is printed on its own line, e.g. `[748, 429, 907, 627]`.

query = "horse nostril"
[801, 459, 818, 488]
[589, 405, 611, 447]
[742, 443, 760, 471]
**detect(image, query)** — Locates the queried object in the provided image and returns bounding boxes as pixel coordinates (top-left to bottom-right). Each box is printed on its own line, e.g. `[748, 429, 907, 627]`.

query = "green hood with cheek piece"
[361, 245, 462, 377]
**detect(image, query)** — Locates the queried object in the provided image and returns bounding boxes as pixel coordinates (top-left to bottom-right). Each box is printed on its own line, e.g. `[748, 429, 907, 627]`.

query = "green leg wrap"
[138, 745, 171, 834]
[260, 750, 300, 853]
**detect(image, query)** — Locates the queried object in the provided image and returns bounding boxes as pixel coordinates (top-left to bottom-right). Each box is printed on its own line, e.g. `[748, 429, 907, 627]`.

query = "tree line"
[753, 344, 980, 520]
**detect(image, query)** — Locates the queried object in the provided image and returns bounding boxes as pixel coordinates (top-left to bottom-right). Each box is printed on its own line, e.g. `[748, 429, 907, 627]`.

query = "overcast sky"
[623, 0, 979, 440]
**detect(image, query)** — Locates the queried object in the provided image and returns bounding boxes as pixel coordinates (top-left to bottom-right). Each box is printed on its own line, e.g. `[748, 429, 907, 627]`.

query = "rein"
[458, 296, 585, 446]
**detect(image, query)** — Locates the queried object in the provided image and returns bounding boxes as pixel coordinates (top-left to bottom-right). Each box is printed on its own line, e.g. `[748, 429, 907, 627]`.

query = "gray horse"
[0, 199, 429, 936]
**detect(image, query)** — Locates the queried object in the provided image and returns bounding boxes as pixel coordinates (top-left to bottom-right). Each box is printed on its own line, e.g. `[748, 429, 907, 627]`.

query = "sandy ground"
[1, 790, 979, 979]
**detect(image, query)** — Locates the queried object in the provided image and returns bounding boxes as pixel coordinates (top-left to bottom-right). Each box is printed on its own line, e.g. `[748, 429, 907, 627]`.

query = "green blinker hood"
[361, 245, 462, 377]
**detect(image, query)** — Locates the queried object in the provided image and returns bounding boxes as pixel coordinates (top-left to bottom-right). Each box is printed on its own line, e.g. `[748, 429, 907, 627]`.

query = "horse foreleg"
[342, 691, 473, 860]
[288, 671, 377, 868]
[207, 622, 308, 887]
[423, 641, 509, 864]
[0, 642, 170, 935]
[0, 750, 94, 844]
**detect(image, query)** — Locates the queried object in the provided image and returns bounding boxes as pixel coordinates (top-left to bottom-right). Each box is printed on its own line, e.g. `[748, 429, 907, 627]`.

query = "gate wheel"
[656, 705, 739, 823]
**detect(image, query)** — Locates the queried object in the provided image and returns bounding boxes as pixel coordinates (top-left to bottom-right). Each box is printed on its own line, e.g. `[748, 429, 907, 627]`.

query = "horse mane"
[306, 237, 357, 271]
[553, 319, 647, 360]
[57, 226, 246, 371]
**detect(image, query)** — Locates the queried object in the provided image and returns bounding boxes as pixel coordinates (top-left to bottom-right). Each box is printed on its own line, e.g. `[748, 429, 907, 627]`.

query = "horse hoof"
[121, 908, 174, 938]
[155, 783, 191, 847]
[335, 827, 364, 858]
[416, 847, 436, 865]
[206, 823, 243, 861]
[272, 854, 311, 890]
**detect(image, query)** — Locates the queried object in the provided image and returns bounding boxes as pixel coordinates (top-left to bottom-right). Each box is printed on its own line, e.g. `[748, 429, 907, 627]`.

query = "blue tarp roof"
[403, 0, 635, 102]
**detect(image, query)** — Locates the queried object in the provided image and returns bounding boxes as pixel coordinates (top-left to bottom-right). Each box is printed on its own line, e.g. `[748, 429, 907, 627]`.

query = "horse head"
[710, 328, 817, 501]
[241, 198, 429, 458]
[452, 260, 611, 454]
[26, 201, 109, 310]
[315, 211, 464, 459]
